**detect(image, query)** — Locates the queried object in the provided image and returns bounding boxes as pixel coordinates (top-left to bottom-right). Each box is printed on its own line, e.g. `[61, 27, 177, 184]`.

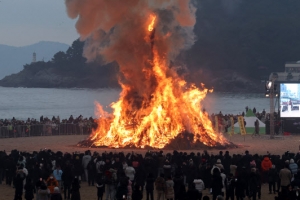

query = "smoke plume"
[65, 0, 196, 62]
[64, 0, 229, 148]
[65, 0, 198, 115]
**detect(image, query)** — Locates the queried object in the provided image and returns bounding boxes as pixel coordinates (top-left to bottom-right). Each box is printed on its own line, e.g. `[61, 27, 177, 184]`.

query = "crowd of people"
[1, 148, 300, 200]
[0, 115, 97, 137]
[0, 106, 269, 137]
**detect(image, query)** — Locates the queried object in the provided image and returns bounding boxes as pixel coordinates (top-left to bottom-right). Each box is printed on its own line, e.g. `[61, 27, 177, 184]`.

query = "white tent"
[233, 109, 265, 134]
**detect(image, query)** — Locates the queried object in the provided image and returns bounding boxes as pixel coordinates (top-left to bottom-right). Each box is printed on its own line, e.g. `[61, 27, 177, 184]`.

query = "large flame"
[148, 15, 156, 32]
[65, 0, 229, 148]
[88, 15, 228, 149]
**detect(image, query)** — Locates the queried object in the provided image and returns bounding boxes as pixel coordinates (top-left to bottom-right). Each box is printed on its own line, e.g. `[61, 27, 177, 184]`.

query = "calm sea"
[0, 87, 269, 120]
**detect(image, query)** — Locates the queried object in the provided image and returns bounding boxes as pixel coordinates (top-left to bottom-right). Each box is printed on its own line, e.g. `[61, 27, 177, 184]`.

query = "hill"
[0, 40, 119, 89]
[0, 41, 69, 79]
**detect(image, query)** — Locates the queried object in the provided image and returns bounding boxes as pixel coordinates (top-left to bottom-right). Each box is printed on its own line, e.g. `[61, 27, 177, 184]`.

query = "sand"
[0, 134, 298, 199]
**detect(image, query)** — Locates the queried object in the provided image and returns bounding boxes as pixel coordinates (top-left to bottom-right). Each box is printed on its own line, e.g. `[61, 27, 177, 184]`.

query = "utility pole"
[270, 79, 275, 139]
[269, 73, 278, 139]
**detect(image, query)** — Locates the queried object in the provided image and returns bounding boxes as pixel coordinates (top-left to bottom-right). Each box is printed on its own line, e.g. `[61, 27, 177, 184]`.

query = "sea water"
[0, 87, 269, 120]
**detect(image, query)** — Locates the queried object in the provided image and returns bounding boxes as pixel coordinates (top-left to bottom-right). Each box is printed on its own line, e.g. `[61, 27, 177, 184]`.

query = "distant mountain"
[0, 41, 69, 79]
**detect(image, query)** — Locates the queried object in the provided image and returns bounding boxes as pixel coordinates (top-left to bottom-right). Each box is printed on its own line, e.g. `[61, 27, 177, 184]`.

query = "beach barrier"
[0, 123, 91, 138]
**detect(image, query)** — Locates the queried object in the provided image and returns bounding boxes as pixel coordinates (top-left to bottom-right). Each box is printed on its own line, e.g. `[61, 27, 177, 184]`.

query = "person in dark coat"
[225, 173, 235, 200]
[248, 168, 260, 200]
[62, 163, 73, 200]
[51, 187, 63, 200]
[87, 159, 97, 186]
[135, 166, 147, 193]
[96, 174, 105, 200]
[268, 165, 278, 194]
[14, 173, 25, 200]
[71, 177, 81, 200]
[132, 185, 143, 200]
[235, 173, 246, 200]
[211, 168, 223, 200]
[186, 159, 197, 186]
[203, 163, 212, 189]
[173, 173, 186, 200]
[24, 178, 35, 200]
[115, 173, 128, 200]
[145, 173, 155, 200]
[185, 183, 198, 200]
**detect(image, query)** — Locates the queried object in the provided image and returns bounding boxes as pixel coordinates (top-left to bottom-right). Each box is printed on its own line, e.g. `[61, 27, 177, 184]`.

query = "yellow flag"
[238, 116, 247, 135]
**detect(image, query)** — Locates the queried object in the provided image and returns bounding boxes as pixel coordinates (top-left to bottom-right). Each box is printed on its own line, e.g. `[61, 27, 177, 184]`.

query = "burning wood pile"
[66, 0, 230, 149]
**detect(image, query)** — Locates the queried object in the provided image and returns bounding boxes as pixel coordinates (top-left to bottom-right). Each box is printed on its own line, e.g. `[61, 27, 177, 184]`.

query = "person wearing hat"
[216, 159, 224, 170]
[211, 160, 223, 175]
[46, 174, 59, 195]
[289, 159, 298, 175]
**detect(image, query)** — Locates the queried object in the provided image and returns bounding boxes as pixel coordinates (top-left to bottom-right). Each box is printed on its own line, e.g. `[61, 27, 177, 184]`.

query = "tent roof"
[234, 116, 265, 127]
[245, 109, 255, 117]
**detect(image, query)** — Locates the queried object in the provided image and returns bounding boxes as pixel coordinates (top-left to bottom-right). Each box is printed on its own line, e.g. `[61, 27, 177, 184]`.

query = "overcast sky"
[0, 0, 79, 47]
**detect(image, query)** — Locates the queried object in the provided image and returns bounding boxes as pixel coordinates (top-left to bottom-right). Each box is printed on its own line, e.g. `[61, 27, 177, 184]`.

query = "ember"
[66, 0, 230, 149]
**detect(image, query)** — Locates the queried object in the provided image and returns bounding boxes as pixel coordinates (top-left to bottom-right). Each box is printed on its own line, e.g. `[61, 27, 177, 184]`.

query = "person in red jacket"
[261, 156, 272, 183]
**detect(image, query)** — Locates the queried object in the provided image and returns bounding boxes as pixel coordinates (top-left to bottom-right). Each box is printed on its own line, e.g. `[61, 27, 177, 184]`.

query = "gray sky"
[0, 0, 79, 47]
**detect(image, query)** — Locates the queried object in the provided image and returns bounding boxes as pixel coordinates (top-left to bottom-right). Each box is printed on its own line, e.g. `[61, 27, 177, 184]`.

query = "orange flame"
[88, 14, 229, 149]
[148, 15, 156, 32]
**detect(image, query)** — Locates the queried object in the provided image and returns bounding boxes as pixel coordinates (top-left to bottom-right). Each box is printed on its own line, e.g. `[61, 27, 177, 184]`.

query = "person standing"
[248, 168, 260, 200]
[132, 185, 143, 200]
[211, 168, 223, 200]
[105, 168, 117, 200]
[261, 156, 272, 183]
[289, 159, 298, 175]
[155, 174, 166, 200]
[96, 174, 105, 200]
[254, 119, 259, 135]
[145, 173, 155, 200]
[82, 151, 91, 182]
[24, 178, 35, 200]
[268, 165, 278, 194]
[46, 174, 59, 195]
[14, 173, 25, 200]
[62, 163, 73, 200]
[125, 164, 135, 187]
[53, 165, 63, 190]
[165, 176, 174, 200]
[193, 176, 205, 200]
[225, 173, 235, 200]
[51, 187, 63, 200]
[279, 163, 292, 197]
[71, 177, 81, 200]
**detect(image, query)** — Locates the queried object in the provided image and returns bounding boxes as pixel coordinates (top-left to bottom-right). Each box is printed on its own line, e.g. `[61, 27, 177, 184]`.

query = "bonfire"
[66, 0, 230, 149]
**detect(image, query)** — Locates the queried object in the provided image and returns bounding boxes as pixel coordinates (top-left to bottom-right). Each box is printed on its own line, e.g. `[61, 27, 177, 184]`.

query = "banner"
[237, 116, 247, 135]
[215, 115, 219, 133]
[230, 117, 234, 136]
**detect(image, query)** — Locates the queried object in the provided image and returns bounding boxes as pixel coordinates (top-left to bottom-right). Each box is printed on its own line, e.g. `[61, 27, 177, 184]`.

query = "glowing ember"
[66, 0, 229, 149]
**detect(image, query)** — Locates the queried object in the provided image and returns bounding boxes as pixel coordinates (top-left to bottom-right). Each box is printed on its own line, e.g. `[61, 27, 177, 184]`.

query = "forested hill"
[187, 0, 300, 80]
[0, 40, 119, 89]
[1, 1, 300, 92]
